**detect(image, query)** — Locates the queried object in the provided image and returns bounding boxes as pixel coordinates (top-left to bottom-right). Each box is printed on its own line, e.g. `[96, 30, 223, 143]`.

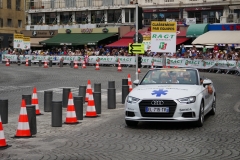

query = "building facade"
[0, 0, 25, 48]
[25, 0, 240, 31]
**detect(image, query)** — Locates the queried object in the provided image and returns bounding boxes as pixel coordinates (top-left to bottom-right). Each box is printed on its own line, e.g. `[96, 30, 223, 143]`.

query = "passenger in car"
[169, 72, 179, 84]
[182, 72, 192, 84]
[159, 72, 169, 84]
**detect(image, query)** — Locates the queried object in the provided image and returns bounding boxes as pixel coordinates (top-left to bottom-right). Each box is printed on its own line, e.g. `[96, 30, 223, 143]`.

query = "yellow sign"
[23, 37, 30, 41]
[143, 35, 151, 41]
[14, 34, 24, 39]
[128, 43, 145, 54]
[151, 21, 177, 33]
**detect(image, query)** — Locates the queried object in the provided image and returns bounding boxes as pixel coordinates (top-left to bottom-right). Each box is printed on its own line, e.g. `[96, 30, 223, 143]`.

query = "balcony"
[26, 0, 134, 12]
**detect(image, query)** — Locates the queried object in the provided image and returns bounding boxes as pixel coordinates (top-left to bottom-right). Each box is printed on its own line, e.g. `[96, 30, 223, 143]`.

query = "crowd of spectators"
[1, 43, 240, 62]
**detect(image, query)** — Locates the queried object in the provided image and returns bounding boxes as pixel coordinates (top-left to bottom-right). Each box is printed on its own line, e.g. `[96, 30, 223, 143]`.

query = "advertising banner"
[1, 54, 239, 71]
[151, 21, 177, 53]
[143, 33, 151, 51]
[23, 37, 31, 50]
[13, 34, 24, 49]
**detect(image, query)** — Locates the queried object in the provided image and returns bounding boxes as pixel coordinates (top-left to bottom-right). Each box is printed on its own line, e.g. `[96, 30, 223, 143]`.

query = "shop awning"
[186, 24, 208, 38]
[31, 38, 49, 47]
[39, 33, 116, 46]
[105, 38, 133, 47]
[192, 31, 240, 45]
[176, 37, 190, 45]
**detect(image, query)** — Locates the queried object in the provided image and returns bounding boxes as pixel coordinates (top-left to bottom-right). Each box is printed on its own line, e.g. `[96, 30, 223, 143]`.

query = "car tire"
[209, 94, 216, 115]
[195, 101, 204, 127]
[125, 120, 138, 127]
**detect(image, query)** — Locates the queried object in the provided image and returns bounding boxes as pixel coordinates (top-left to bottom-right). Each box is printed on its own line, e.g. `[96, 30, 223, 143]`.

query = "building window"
[31, 13, 44, 25]
[45, 13, 57, 24]
[165, 0, 174, 2]
[65, 0, 76, 8]
[60, 12, 72, 25]
[107, 10, 122, 23]
[16, 0, 21, 10]
[18, 20, 22, 28]
[143, 12, 179, 25]
[91, 11, 104, 24]
[7, 19, 12, 27]
[75, 11, 88, 24]
[188, 10, 222, 24]
[0, 0, 3, 8]
[7, 0, 11, 9]
[130, 9, 134, 22]
[0, 18, 3, 27]
[145, 0, 152, 2]
[125, 9, 129, 23]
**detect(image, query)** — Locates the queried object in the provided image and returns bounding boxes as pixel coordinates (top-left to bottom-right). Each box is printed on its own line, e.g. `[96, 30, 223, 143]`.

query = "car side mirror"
[133, 80, 140, 86]
[203, 79, 212, 87]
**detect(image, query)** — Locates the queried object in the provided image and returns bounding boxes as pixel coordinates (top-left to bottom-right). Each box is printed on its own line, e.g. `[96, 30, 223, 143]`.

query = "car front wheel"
[195, 102, 204, 127]
[125, 120, 138, 127]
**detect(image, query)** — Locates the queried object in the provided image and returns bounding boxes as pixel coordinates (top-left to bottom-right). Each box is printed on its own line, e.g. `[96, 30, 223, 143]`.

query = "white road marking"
[233, 101, 240, 112]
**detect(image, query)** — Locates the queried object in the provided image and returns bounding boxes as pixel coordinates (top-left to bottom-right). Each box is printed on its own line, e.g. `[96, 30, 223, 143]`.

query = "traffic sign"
[128, 43, 144, 54]
[133, 33, 143, 43]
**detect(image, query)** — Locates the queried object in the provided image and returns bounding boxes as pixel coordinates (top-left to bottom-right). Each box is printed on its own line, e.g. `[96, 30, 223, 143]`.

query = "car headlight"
[127, 96, 140, 104]
[177, 96, 196, 104]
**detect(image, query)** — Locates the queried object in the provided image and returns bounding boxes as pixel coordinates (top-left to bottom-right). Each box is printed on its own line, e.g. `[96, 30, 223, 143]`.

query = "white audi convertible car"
[125, 68, 216, 127]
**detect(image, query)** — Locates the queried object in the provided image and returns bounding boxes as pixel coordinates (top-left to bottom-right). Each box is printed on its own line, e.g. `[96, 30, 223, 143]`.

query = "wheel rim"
[212, 96, 216, 112]
[200, 103, 204, 123]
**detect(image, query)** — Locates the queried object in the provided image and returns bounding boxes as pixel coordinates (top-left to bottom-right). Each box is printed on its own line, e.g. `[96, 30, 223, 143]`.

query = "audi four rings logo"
[151, 100, 164, 105]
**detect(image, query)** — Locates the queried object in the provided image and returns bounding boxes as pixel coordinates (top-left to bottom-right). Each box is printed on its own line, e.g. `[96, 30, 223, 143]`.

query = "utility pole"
[135, 2, 139, 80]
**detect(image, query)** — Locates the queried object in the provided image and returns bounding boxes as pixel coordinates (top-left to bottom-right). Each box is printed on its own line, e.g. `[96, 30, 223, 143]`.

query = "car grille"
[139, 100, 177, 117]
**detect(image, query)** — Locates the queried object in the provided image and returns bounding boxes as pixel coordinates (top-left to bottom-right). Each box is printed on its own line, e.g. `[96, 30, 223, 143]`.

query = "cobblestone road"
[0, 64, 239, 160]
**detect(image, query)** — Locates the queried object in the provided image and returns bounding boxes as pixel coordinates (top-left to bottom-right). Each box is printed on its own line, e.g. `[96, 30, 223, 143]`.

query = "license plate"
[145, 107, 169, 113]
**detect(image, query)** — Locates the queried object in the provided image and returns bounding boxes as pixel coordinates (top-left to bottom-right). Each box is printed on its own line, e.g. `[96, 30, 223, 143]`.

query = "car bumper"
[125, 100, 199, 122]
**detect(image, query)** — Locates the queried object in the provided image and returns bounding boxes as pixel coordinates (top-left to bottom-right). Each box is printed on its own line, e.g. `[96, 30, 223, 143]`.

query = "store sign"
[81, 28, 93, 33]
[208, 24, 240, 31]
[21, 30, 57, 38]
[185, 7, 223, 11]
[185, 18, 196, 25]
[23, 37, 31, 50]
[151, 21, 177, 53]
[13, 34, 24, 49]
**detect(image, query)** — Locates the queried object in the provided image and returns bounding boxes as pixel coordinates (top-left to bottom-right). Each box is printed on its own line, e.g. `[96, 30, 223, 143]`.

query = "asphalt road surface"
[0, 63, 240, 160]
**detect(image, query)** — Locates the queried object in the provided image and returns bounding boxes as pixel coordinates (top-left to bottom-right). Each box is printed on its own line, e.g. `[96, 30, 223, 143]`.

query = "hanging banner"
[13, 34, 24, 49]
[22, 37, 31, 50]
[151, 21, 177, 53]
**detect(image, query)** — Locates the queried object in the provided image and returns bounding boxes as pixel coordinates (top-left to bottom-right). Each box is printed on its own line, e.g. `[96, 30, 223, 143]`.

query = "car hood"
[130, 84, 202, 100]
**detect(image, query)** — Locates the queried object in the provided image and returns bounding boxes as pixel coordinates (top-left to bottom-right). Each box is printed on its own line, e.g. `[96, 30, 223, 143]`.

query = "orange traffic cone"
[138, 68, 141, 73]
[5, 59, 10, 66]
[85, 80, 92, 102]
[85, 88, 97, 117]
[128, 74, 133, 92]
[0, 115, 10, 149]
[25, 59, 28, 66]
[15, 99, 32, 138]
[82, 61, 86, 69]
[117, 61, 122, 72]
[74, 61, 78, 69]
[43, 61, 48, 68]
[32, 87, 42, 115]
[95, 62, 100, 70]
[65, 92, 79, 124]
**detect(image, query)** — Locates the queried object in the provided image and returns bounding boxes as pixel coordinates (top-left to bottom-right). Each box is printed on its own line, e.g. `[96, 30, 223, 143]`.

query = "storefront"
[186, 6, 223, 24]
[0, 33, 13, 48]
[40, 27, 118, 46]
[143, 9, 180, 25]
[21, 30, 58, 48]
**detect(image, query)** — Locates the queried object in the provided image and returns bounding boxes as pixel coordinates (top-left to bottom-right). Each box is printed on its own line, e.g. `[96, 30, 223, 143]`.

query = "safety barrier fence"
[1, 54, 240, 72]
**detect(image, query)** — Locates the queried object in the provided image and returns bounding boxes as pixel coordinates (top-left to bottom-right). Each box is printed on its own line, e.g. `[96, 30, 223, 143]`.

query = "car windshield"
[140, 69, 199, 85]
